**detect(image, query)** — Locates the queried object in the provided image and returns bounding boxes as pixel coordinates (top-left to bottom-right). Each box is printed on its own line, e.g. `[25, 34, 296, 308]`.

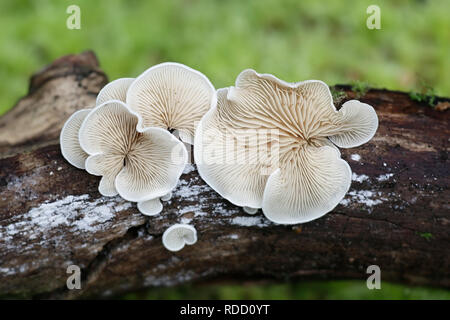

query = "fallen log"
[0, 52, 448, 299]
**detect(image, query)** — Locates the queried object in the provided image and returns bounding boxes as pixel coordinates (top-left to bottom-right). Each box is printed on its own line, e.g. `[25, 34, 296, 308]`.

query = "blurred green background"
[1, 0, 449, 299]
[0, 0, 449, 116]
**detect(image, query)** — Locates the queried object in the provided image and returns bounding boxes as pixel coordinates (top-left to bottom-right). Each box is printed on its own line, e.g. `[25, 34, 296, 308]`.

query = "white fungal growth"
[0, 194, 132, 242]
[195, 70, 378, 225]
[137, 198, 163, 216]
[377, 173, 394, 182]
[162, 224, 197, 252]
[352, 172, 369, 183]
[182, 164, 196, 174]
[350, 154, 361, 161]
[231, 216, 270, 228]
[340, 190, 387, 207]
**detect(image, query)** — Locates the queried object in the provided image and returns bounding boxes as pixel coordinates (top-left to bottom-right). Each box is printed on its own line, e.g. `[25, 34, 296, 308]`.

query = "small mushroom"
[162, 224, 197, 252]
[137, 198, 163, 216]
[126, 62, 216, 144]
[96, 78, 134, 106]
[160, 191, 172, 201]
[195, 69, 378, 224]
[79, 100, 188, 208]
[60, 109, 92, 169]
[243, 207, 258, 215]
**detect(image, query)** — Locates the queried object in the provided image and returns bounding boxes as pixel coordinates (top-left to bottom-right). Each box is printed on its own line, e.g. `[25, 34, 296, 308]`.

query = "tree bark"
[0, 52, 448, 299]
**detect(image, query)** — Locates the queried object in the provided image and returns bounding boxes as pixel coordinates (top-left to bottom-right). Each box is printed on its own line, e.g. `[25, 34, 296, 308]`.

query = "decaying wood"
[0, 52, 448, 299]
[0, 51, 107, 157]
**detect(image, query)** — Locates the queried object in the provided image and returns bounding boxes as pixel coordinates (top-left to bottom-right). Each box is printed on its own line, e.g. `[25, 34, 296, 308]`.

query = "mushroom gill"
[126, 62, 216, 144]
[195, 69, 378, 224]
[79, 100, 187, 207]
[162, 224, 197, 252]
[60, 109, 92, 169]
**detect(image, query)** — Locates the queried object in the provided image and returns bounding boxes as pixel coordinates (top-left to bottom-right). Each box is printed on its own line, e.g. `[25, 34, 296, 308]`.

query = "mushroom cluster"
[61, 64, 379, 252]
[60, 62, 216, 217]
[194, 69, 378, 224]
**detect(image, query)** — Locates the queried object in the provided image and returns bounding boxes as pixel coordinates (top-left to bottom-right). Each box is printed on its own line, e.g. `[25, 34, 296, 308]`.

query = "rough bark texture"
[0, 52, 448, 299]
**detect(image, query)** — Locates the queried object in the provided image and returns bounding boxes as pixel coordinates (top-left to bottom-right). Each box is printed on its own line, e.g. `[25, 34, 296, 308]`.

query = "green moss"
[331, 87, 347, 105]
[351, 80, 370, 99]
[418, 232, 433, 241]
[409, 82, 438, 107]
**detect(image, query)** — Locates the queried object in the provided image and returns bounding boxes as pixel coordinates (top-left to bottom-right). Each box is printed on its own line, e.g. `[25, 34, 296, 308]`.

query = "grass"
[122, 280, 450, 300]
[0, 0, 449, 115]
[1, 0, 448, 299]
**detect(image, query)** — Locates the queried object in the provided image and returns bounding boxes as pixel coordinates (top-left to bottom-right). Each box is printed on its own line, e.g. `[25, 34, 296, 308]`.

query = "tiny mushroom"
[79, 100, 187, 215]
[126, 62, 216, 144]
[162, 224, 197, 252]
[195, 69, 378, 224]
[60, 109, 92, 169]
[243, 207, 258, 215]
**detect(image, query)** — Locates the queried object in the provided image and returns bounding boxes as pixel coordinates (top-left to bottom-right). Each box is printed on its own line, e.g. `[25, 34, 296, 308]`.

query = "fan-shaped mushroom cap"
[262, 145, 351, 224]
[137, 198, 163, 216]
[79, 100, 188, 202]
[194, 88, 276, 209]
[195, 69, 378, 224]
[96, 78, 134, 105]
[126, 62, 216, 144]
[162, 224, 197, 252]
[328, 100, 378, 148]
[60, 109, 91, 169]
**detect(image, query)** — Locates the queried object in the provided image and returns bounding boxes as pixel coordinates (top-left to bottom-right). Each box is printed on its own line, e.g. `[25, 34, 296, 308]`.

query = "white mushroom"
[137, 198, 163, 216]
[79, 100, 188, 208]
[195, 69, 378, 224]
[60, 77, 133, 170]
[162, 224, 197, 252]
[96, 78, 134, 106]
[243, 207, 258, 215]
[60, 109, 92, 169]
[160, 191, 172, 201]
[126, 62, 216, 144]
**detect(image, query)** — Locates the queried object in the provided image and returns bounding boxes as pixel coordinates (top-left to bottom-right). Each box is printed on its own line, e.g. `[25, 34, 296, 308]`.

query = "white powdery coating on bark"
[377, 173, 394, 181]
[230, 216, 271, 228]
[0, 194, 132, 244]
[352, 172, 369, 183]
[339, 190, 387, 207]
[182, 164, 196, 174]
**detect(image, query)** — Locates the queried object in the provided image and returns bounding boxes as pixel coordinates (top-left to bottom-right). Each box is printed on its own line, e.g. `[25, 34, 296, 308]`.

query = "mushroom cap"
[328, 100, 379, 148]
[160, 191, 172, 201]
[96, 78, 134, 106]
[243, 207, 258, 215]
[195, 69, 378, 224]
[162, 224, 197, 252]
[79, 100, 188, 201]
[137, 198, 163, 216]
[194, 88, 276, 209]
[60, 109, 91, 169]
[126, 62, 216, 144]
[262, 145, 352, 224]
